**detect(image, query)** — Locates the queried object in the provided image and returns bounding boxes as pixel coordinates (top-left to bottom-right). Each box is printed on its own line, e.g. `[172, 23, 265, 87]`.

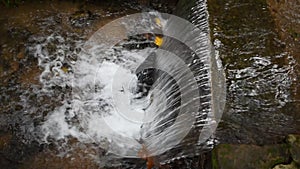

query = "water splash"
[30, 9, 225, 167]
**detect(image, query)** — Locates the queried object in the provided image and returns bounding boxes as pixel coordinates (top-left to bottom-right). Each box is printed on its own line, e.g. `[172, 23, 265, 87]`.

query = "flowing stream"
[0, 0, 299, 168]
[31, 9, 225, 165]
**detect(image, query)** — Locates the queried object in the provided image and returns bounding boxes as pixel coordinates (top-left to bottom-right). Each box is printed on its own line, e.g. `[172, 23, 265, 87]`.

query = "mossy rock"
[273, 162, 299, 169]
[212, 144, 290, 169]
[287, 135, 300, 165]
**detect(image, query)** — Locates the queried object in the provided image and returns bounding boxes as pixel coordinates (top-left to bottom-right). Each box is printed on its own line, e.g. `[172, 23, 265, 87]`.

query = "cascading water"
[18, 0, 225, 167]
[1, 0, 299, 168]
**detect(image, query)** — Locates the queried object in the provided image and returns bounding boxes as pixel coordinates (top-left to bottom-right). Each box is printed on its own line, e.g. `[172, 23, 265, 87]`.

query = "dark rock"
[69, 10, 97, 28]
[7, 27, 31, 41]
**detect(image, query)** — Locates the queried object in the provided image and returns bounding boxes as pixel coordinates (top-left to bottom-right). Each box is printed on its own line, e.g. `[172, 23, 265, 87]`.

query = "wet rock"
[7, 27, 31, 42]
[267, 0, 300, 60]
[19, 145, 100, 169]
[0, 65, 3, 77]
[1, 44, 13, 62]
[17, 50, 25, 59]
[206, 0, 299, 145]
[287, 135, 300, 165]
[0, 58, 20, 78]
[0, 136, 41, 168]
[138, 0, 150, 6]
[212, 144, 290, 169]
[267, 0, 300, 135]
[10, 60, 19, 72]
[19, 65, 41, 85]
[69, 10, 97, 28]
[0, 134, 12, 150]
[149, 0, 175, 13]
[132, 0, 176, 13]
[175, 0, 197, 18]
[159, 153, 212, 169]
[267, 0, 300, 46]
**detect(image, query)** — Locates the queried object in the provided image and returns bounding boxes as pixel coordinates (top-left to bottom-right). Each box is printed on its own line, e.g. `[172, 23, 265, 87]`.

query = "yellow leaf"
[154, 36, 163, 47]
[61, 67, 68, 73]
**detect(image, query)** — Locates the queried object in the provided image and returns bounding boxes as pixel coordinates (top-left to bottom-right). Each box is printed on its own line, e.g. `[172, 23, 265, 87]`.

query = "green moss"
[287, 135, 300, 165]
[212, 149, 219, 169]
[214, 144, 290, 169]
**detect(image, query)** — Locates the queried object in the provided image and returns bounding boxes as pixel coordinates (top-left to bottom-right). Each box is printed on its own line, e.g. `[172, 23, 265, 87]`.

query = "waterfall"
[35, 0, 226, 166]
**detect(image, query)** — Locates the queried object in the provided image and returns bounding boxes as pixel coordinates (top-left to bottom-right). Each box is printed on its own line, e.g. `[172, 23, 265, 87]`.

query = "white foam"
[37, 38, 152, 152]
